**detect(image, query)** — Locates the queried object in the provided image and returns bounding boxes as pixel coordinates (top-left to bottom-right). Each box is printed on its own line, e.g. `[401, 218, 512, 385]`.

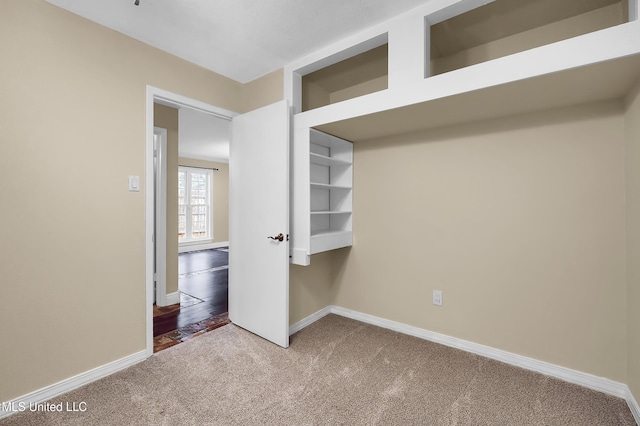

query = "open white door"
[229, 100, 290, 348]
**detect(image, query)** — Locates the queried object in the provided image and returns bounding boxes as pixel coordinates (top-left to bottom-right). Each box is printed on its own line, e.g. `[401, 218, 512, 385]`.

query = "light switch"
[128, 176, 140, 192]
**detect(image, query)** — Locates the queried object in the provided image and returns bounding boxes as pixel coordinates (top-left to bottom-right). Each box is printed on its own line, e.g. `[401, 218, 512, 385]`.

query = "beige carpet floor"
[1, 314, 636, 425]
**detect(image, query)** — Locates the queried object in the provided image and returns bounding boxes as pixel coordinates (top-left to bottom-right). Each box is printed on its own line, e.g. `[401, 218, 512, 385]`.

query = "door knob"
[268, 233, 285, 242]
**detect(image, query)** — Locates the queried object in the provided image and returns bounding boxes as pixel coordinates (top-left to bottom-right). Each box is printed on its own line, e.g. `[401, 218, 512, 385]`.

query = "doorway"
[153, 105, 232, 351]
[145, 86, 238, 356]
[153, 248, 230, 351]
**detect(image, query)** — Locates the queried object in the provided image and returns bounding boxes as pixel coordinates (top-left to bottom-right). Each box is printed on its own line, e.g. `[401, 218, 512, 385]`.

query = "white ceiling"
[178, 107, 230, 163]
[44, 0, 431, 83]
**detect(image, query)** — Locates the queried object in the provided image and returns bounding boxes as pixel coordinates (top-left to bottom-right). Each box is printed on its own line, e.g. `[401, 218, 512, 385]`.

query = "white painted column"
[630, 0, 639, 21]
[387, 14, 427, 90]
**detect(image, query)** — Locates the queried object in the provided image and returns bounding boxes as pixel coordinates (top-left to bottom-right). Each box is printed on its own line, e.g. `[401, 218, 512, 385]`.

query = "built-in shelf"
[310, 182, 351, 190]
[311, 210, 352, 215]
[290, 0, 640, 266]
[313, 51, 640, 142]
[310, 230, 353, 254]
[301, 43, 388, 112]
[429, 0, 629, 77]
[291, 128, 353, 265]
[310, 152, 352, 167]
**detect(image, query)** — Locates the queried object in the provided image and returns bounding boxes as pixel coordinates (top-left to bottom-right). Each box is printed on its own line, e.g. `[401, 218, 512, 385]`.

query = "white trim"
[630, 0, 639, 21]
[2, 308, 636, 421]
[153, 127, 168, 307]
[179, 239, 215, 247]
[291, 305, 632, 401]
[289, 306, 332, 335]
[165, 291, 180, 306]
[0, 351, 147, 420]
[145, 86, 155, 357]
[627, 388, 640, 424]
[146, 85, 238, 357]
[332, 306, 629, 398]
[178, 241, 229, 253]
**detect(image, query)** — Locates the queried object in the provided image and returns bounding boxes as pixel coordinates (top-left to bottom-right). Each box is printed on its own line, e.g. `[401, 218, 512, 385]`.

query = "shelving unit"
[288, 0, 640, 267]
[309, 129, 353, 255]
[290, 128, 353, 265]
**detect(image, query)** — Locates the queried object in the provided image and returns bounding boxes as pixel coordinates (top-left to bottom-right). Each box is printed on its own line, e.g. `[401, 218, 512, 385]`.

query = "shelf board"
[310, 230, 353, 254]
[311, 229, 351, 237]
[310, 210, 352, 215]
[310, 182, 351, 190]
[310, 152, 352, 167]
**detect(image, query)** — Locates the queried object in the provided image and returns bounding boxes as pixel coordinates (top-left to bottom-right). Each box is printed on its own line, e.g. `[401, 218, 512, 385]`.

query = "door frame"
[145, 85, 237, 356]
[153, 127, 168, 307]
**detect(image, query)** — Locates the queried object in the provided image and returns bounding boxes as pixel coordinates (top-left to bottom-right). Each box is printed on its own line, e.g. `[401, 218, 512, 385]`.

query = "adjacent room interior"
[152, 103, 231, 352]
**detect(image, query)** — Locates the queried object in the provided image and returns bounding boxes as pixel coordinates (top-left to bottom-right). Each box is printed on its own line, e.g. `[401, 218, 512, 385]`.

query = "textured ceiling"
[44, 0, 430, 83]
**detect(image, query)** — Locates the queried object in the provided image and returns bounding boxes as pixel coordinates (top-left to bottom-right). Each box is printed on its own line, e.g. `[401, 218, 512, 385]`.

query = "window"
[178, 167, 213, 242]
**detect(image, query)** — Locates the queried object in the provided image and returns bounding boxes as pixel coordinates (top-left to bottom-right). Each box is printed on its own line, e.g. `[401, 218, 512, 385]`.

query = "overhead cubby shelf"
[428, 0, 629, 77]
[301, 44, 388, 112]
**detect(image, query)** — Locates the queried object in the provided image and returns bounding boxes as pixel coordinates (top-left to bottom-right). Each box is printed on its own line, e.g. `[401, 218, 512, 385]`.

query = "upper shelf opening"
[315, 53, 640, 142]
[429, 0, 629, 77]
[302, 44, 388, 112]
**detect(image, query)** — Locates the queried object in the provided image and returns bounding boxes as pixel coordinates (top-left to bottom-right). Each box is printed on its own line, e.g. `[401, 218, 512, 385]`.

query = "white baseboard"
[0, 350, 147, 420]
[292, 305, 635, 406]
[626, 388, 640, 425]
[165, 291, 180, 306]
[289, 306, 332, 335]
[178, 241, 229, 253]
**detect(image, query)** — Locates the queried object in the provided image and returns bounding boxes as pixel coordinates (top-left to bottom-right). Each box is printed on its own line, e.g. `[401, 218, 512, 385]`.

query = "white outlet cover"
[433, 290, 443, 306]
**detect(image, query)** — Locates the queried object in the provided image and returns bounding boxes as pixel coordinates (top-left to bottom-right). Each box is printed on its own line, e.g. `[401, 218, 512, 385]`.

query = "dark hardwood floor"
[153, 248, 229, 337]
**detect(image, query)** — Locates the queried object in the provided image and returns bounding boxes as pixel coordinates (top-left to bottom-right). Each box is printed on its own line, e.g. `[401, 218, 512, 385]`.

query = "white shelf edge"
[310, 210, 352, 215]
[309, 152, 352, 167]
[310, 182, 352, 190]
[310, 230, 353, 254]
[311, 229, 352, 237]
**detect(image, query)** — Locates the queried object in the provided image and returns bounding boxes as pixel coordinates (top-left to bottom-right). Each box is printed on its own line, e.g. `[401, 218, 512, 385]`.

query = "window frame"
[178, 166, 214, 244]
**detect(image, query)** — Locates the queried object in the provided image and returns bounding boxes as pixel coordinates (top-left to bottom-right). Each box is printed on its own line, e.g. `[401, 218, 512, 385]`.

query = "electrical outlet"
[433, 290, 443, 307]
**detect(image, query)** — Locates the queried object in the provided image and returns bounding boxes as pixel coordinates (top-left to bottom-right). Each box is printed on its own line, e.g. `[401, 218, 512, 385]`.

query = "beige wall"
[241, 69, 284, 113]
[626, 81, 640, 399]
[154, 104, 180, 295]
[179, 158, 229, 243]
[290, 251, 341, 324]
[0, 0, 243, 402]
[333, 101, 628, 381]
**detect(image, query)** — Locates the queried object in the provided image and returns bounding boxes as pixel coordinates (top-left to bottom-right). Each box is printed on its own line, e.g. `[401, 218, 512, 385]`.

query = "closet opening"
[300, 38, 388, 112]
[427, 0, 630, 78]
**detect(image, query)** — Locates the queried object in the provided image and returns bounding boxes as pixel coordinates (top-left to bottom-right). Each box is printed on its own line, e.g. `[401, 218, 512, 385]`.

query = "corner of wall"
[625, 77, 640, 401]
[241, 68, 285, 113]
